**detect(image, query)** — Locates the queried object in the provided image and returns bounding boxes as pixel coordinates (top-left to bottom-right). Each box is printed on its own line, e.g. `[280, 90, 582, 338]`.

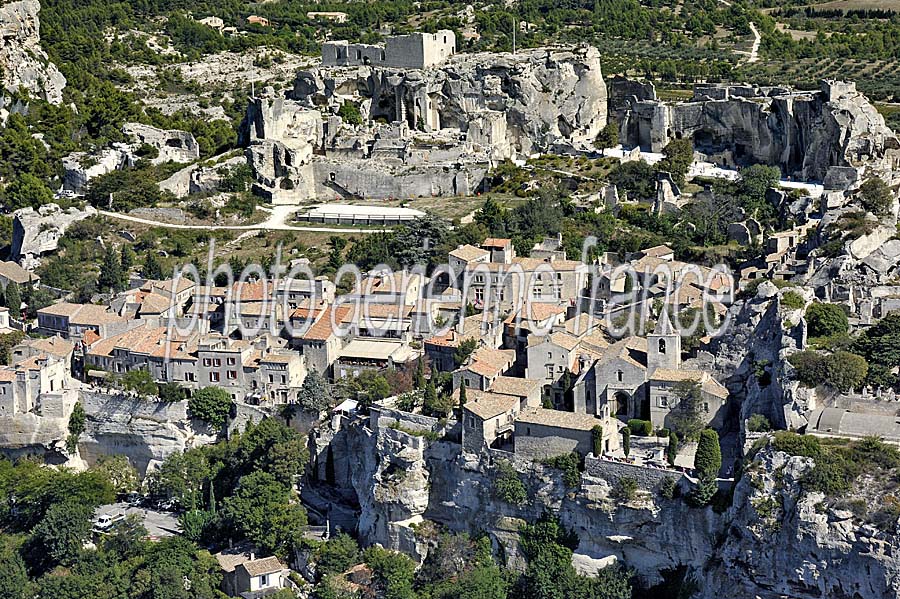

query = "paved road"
[95, 502, 180, 539]
[100, 205, 386, 234]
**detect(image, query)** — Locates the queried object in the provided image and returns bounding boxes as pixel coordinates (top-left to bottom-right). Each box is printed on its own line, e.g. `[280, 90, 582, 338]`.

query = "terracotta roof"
[463, 390, 519, 420]
[651, 368, 701, 383]
[87, 326, 195, 360]
[482, 238, 512, 248]
[641, 245, 674, 258]
[142, 278, 195, 295]
[516, 407, 600, 431]
[303, 306, 351, 341]
[19, 336, 74, 359]
[38, 302, 125, 325]
[0, 261, 36, 285]
[465, 347, 513, 378]
[489, 376, 542, 398]
[0, 368, 16, 382]
[83, 330, 101, 346]
[241, 556, 286, 577]
[230, 281, 268, 302]
[449, 244, 489, 262]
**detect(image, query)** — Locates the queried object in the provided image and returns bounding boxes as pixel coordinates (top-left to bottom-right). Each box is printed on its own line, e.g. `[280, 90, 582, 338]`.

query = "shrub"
[613, 476, 638, 501]
[591, 425, 603, 457]
[493, 460, 527, 506]
[823, 350, 868, 392]
[187, 386, 233, 429]
[659, 476, 677, 499]
[805, 302, 849, 339]
[772, 431, 821, 458]
[859, 177, 894, 216]
[781, 290, 805, 310]
[543, 453, 582, 488]
[788, 350, 826, 387]
[337, 101, 363, 126]
[746, 414, 772, 433]
[627, 419, 653, 436]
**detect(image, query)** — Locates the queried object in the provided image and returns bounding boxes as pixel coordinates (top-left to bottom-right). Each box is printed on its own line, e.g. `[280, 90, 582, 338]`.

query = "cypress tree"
[4, 284, 20, 317]
[458, 382, 467, 406]
[667, 430, 679, 467]
[622, 427, 631, 457]
[592, 425, 604, 457]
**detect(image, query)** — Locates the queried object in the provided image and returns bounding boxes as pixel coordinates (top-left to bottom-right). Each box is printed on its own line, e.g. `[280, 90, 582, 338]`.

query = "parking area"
[94, 502, 181, 540]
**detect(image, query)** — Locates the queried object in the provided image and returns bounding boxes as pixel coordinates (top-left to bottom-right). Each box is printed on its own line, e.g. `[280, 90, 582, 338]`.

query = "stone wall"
[583, 455, 682, 492]
[513, 421, 593, 461]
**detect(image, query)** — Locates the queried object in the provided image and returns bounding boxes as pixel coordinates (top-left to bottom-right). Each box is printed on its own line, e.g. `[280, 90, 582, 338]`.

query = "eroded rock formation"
[0, 0, 66, 106]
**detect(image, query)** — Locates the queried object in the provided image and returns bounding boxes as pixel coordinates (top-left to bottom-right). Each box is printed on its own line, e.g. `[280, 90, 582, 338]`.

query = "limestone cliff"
[313, 416, 900, 598]
[0, 0, 65, 105]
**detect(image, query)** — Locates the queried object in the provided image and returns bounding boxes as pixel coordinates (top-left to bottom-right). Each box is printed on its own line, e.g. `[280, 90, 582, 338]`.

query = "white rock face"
[0, 0, 65, 104]
[123, 122, 201, 165]
[11, 203, 97, 264]
[62, 147, 131, 194]
[77, 391, 215, 475]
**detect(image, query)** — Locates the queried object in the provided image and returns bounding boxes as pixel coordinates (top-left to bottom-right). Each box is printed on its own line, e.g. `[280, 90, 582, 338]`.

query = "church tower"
[647, 309, 681, 372]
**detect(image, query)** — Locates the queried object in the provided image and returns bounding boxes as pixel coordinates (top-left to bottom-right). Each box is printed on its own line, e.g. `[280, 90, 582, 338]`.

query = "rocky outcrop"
[315, 412, 900, 597]
[123, 122, 201, 164]
[0, 0, 65, 106]
[78, 391, 215, 475]
[243, 46, 606, 202]
[620, 80, 900, 181]
[159, 154, 246, 197]
[11, 203, 97, 266]
[62, 147, 132, 194]
[705, 445, 900, 599]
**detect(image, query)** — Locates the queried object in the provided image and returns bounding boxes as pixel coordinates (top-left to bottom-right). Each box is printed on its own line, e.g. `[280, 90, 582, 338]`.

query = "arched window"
[658, 338, 667, 354]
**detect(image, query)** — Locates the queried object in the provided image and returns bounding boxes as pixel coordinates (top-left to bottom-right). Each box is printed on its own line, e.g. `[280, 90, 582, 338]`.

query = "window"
[658, 339, 666, 354]
[557, 365, 564, 372]
[658, 396, 668, 407]
[185, 372, 195, 382]
[546, 365, 554, 378]
[203, 358, 211, 367]
[704, 402, 709, 413]
[281, 375, 286, 384]
[227, 371, 237, 380]
[616, 370, 623, 383]
[213, 359, 221, 367]
[259, 574, 269, 587]
[209, 372, 220, 382]
[227, 357, 236, 366]
[474, 288, 484, 301]
[269, 375, 274, 383]
[547, 352, 552, 359]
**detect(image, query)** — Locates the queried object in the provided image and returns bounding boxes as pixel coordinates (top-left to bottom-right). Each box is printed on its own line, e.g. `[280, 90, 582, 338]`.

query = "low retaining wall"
[584, 455, 683, 491]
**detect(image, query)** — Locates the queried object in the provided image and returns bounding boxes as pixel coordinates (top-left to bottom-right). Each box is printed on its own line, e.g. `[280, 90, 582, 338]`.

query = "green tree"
[694, 429, 721, 481]
[823, 350, 868, 392]
[806, 302, 849, 338]
[453, 337, 479, 367]
[32, 500, 93, 567]
[474, 197, 507, 234]
[592, 425, 603, 457]
[315, 532, 360, 576]
[363, 546, 417, 599]
[143, 251, 165, 280]
[657, 138, 694, 185]
[4, 283, 21, 316]
[667, 430, 678, 466]
[188, 386, 233, 430]
[119, 368, 157, 396]
[158, 382, 187, 402]
[222, 471, 306, 556]
[337, 101, 363, 126]
[493, 460, 527, 506]
[414, 357, 425, 390]
[1, 173, 54, 210]
[97, 244, 125, 292]
[622, 427, 631, 457]
[120, 244, 136, 274]
[595, 122, 619, 151]
[0, 547, 29, 599]
[458, 381, 467, 406]
[669, 379, 704, 440]
[859, 177, 894, 216]
[297, 369, 332, 413]
[92, 454, 138, 493]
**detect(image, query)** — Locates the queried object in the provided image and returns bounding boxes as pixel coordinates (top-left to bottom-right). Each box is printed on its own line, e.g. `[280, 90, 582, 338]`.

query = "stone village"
[3, 24, 900, 599]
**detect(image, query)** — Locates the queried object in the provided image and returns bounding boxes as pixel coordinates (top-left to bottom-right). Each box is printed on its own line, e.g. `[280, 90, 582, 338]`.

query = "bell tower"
[648, 309, 681, 372]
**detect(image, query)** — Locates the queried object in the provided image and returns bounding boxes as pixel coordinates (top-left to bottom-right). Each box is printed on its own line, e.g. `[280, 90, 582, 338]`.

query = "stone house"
[461, 390, 520, 453]
[0, 260, 39, 289]
[0, 353, 72, 417]
[588, 336, 648, 419]
[513, 407, 605, 461]
[37, 302, 129, 340]
[648, 369, 729, 431]
[452, 347, 515, 391]
[214, 548, 289, 598]
[322, 30, 456, 70]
